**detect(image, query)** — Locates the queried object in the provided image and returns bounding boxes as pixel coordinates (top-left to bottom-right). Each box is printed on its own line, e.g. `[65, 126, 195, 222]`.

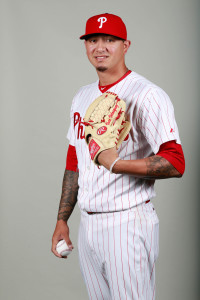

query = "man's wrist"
[110, 157, 121, 173]
[57, 218, 67, 224]
[57, 214, 69, 223]
[111, 159, 123, 174]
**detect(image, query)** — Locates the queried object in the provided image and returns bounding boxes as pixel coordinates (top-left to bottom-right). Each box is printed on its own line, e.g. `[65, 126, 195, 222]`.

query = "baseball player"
[51, 13, 185, 300]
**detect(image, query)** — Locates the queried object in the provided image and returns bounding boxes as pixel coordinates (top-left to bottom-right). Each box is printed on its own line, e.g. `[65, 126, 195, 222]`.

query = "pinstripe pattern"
[78, 202, 159, 300]
[67, 71, 178, 298]
[67, 71, 181, 213]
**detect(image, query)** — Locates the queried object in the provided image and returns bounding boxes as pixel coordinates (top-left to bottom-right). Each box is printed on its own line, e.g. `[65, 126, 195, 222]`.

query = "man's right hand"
[51, 220, 74, 258]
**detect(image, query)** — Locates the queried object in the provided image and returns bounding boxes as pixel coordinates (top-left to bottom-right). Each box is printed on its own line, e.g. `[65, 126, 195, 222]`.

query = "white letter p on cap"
[97, 17, 107, 28]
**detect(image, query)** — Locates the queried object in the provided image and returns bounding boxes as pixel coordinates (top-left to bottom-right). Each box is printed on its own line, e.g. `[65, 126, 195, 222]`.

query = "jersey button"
[85, 188, 88, 192]
[87, 166, 90, 170]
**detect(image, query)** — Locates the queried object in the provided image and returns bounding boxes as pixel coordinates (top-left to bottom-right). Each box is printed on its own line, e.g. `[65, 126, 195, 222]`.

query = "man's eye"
[90, 39, 96, 43]
[107, 39, 114, 42]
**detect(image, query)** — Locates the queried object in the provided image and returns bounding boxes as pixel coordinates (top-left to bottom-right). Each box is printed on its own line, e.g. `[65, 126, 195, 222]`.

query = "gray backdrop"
[0, 0, 199, 299]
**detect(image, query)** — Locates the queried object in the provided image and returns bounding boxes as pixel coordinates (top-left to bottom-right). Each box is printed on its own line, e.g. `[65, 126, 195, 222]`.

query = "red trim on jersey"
[156, 140, 185, 175]
[98, 70, 132, 93]
[66, 145, 78, 172]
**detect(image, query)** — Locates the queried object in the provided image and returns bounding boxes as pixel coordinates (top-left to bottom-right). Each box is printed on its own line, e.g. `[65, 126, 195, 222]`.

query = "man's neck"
[98, 66, 129, 86]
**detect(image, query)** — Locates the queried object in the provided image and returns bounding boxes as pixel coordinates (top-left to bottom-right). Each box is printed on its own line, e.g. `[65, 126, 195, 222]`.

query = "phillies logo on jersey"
[74, 112, 85, 139]
[97, 126, 107, 135]
[97, 17, 107, 28]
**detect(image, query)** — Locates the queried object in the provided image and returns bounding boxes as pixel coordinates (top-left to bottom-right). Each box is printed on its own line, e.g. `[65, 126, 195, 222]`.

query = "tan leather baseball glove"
[83, 92, 131, 166]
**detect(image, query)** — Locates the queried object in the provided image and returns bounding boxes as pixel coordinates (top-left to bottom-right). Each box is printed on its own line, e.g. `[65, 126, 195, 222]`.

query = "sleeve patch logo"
[97, 126, 107, 135]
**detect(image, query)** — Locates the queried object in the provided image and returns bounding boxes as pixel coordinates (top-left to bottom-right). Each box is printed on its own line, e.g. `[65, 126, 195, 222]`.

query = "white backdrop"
[0, 0, 199, 299]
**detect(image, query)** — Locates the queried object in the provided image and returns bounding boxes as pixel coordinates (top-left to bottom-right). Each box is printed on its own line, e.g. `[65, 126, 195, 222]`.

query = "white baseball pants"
[78, 202, 159, 300]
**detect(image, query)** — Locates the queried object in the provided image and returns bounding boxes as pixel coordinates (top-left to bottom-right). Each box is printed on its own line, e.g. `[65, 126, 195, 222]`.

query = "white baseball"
[56, 240, 72, 257]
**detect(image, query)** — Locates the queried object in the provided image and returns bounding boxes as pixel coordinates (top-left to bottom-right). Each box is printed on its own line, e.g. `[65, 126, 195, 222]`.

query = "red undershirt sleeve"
[66, 144, 78, 172]
[156, 140, 185, 175]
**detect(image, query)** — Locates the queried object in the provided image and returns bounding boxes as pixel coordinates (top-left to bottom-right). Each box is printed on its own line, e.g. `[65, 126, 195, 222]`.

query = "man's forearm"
[113, 155, 182, 179]
[57, 170, 79, 222]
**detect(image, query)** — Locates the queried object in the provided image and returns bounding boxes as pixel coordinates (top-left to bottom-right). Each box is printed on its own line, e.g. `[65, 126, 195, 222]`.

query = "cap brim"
[80, 33, 104, 40]
[79, 33, 89, 40]
[79, 33, 125, 40]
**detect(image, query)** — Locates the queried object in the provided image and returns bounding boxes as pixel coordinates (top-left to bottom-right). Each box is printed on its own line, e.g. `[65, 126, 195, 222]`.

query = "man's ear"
[123, 40, 131, 54]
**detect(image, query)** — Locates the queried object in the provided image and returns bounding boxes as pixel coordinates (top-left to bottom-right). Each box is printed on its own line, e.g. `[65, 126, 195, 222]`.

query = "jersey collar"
[98, 70, 132, 93]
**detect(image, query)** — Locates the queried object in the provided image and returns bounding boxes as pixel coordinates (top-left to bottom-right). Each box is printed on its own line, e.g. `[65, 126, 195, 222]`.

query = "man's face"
[84, 34, 130, 72]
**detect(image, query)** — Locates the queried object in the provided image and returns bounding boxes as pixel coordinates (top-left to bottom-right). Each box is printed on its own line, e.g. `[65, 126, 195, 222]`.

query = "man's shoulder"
[129, 71, 164, 91]
[127, 70, 169, 101]
[71, 80, 99, 110]
[75, 81, 98, 97]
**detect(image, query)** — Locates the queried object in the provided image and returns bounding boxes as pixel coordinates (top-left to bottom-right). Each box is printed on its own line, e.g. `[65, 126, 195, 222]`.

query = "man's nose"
[96, 40, 106, 52]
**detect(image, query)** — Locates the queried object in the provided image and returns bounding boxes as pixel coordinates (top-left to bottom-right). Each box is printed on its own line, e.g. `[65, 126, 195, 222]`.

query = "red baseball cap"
[80, 13, 127, 40]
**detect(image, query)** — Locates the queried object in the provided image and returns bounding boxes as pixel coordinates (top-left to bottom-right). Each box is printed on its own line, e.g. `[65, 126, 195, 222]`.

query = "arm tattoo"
[57, 170, 79, 222]
[145, 155, 181, 179]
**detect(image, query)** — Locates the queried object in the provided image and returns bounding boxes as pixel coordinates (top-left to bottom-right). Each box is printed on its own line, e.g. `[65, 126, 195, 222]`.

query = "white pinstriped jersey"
[67, 71, 181, 213]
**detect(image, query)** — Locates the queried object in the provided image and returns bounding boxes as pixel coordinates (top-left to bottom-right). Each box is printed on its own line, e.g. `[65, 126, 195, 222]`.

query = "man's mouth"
[95, 56, 108, 62]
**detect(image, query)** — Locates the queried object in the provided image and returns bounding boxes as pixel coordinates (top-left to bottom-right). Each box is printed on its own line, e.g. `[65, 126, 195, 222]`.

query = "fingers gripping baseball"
[84, 92, 131, 166]
[51, 220, 73, 258]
